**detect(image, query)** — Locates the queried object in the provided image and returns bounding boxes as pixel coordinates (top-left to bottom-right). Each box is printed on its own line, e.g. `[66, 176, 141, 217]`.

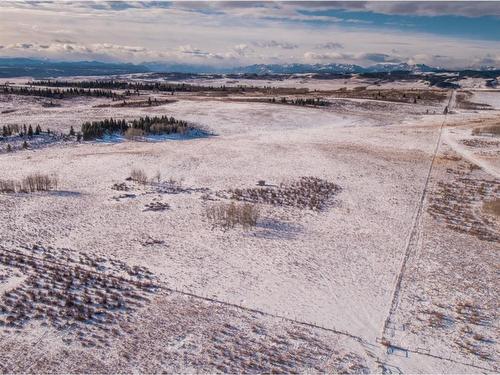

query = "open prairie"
[0, 75, 498, 373]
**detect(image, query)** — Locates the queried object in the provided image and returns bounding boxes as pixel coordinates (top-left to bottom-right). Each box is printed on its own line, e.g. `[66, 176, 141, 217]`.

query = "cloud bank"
[0, 1, 499, 69]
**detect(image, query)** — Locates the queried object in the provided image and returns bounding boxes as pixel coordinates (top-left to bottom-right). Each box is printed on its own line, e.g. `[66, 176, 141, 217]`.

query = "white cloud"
[232, 44, 253, 57]
[304, 51, 345, 61]
[252, 40, 298, 50]
[316, 42, 344, 50]
[346, 2, 500, 18]
[0, 1, 498, 69]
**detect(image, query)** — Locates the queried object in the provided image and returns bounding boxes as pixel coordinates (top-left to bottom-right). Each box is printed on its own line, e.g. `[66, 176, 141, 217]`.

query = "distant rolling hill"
[0, 58, 150, 78]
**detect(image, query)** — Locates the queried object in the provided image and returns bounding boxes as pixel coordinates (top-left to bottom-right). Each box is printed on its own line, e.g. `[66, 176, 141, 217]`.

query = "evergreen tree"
[28, 124, 34, 137]
[6, 144, 12, 152]
[69, 126, 75, 136]
[22, 141, 28, 149]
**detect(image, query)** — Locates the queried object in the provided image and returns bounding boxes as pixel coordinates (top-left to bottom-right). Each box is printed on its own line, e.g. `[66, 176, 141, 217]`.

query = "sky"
[0, 1, 499, 69]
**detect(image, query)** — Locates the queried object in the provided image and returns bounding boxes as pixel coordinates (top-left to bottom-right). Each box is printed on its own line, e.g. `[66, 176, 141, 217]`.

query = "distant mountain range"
[143, 62, 440, 74]
[232, 63, 441, 74]
[0, 58, 148, 78]
[0, 57, 498, 78]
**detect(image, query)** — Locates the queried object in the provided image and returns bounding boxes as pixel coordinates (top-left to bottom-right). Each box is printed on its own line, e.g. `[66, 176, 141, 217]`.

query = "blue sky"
[0, 1, 499, 68]
[296, 9, 500, 41]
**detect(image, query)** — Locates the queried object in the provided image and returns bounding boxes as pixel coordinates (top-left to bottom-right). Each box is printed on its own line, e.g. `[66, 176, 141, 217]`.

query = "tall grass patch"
[0, 173, 58, 193]
[205, 202, 260, 229]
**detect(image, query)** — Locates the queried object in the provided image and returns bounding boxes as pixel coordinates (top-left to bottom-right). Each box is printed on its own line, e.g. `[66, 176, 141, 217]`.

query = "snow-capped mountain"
[236, 63, 441, 74]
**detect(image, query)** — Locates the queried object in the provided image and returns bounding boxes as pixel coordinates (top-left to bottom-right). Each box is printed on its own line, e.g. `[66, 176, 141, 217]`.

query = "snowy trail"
[443, 88, 499, 178]
[442, 128, 500, 179]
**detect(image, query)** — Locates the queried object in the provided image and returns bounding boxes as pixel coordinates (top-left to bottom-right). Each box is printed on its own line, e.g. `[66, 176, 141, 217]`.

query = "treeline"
[81, 115, 191, 140]
[424, 76, 460, 89]
[28, 79, 308, 94]
[1, 85, 124, 99]
[270, 97, 329, 107]
[31, 80, 137, 90]
[30, 80, 240, 93]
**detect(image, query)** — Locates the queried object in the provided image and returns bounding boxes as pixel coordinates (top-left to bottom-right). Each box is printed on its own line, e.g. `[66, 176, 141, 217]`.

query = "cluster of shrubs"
[0, 247, 155, 346]
[1, 85, 122, 99]
[129, 168, 149, 185]
[127, 168, 186, 194]
[0, 173, 58, 193]
[483, 199, 500, 217]
[270, 97, 329, 107]
[81, 115, 191, 140]
[205, 201, 260, 229]
[472, 124, 500, 136]
[144, 202, 170, 212]
[228, 177, 340, 210]
[428, 176, 500, 242]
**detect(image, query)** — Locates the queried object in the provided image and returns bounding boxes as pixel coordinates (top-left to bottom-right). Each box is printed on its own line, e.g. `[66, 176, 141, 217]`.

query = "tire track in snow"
[442, 128, 499, 178]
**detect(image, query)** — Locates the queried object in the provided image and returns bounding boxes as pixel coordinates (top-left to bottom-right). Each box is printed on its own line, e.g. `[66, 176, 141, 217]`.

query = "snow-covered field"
[0, 78, 498, 373]
[471, 90, 500, 110]
[162, 76, 432, 91]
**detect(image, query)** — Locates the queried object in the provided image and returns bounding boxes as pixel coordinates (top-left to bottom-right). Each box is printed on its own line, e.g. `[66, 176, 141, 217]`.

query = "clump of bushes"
[124, 128, 145, 139]
[0, 179, 16, 193]
[129, 168, 148, 185]
[22, 173, 58, 192]
[0, 173, 58, 193]
[144, 202, 170, 212]
[228, 176, 340, 210]
[472, 124, 500, 137]
[428, 177, 499, 242]
[205, 202, 260, 229]
[483, 199, 500, 217]
[0, 245, 156, 345]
